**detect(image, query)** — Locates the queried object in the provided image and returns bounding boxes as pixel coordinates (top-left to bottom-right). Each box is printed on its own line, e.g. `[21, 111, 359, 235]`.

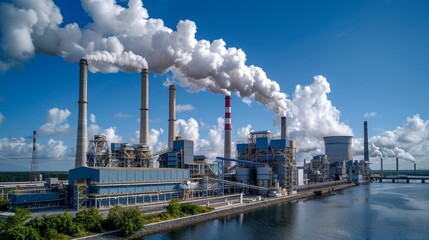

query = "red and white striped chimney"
[224, 95, 232, 168]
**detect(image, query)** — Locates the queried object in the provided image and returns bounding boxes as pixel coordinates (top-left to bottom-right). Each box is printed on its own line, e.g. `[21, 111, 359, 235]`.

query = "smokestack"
[414, 163, 416, 175]
[364, 121, 369, 161]
[75, 59, 88, 168]
[281, 116, 287, 140]
[224, 95, 232, 168]
[168, 85, 176, 149]
[140, 69, 149, 145]
[380, 157, 383, 177]
[30, 130, 39, 181]
[396, 157, 399, 177]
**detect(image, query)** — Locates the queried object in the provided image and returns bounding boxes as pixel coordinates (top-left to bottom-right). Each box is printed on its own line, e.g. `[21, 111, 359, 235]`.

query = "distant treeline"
[371, 170, 429, 176]
[0, 172, 69, 182]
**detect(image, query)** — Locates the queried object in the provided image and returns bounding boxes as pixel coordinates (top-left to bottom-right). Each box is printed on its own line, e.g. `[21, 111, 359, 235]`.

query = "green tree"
[27, 212, 81, 239]
[103, 205, 144, 236]
[121, 207, 144, 236]
[1, 225, 41, 240]
[166, 198, 183, 217]
[103, 205, 125, 230]
[0, 196, 10, 211]
[75, 207, 103, 232]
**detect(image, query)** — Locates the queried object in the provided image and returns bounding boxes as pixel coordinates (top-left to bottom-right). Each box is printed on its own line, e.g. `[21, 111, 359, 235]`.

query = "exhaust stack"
[281, 116, 287, 139]
[168, 85, 176, 149]
[414, 163, 416, 175]
[396, 157, 399, 177]
[364, 121, 369, 161]
[140, 69, 149, 145]
[380, 157, 384, 177]
[75, 59, 88, 168]
[224, 95, 232, 168]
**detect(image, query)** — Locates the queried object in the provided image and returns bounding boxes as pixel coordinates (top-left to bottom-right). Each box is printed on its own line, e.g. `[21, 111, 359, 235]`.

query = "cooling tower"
[75, 59, 88, 168]
[224, 95, 232, 168]
[168, 85, 176, 149]
[140, 69, 149, 145]
[364, 121, 369, 161]
[281, 116, 287, 140]
[323, 136, 353, 164]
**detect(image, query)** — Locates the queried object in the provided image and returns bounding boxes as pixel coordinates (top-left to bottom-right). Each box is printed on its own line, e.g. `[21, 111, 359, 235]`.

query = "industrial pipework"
[168, 85, 176, 149]
[75, 59, 88, 167]
[140, 69, 149, 145]
[224, 95, 232, 168]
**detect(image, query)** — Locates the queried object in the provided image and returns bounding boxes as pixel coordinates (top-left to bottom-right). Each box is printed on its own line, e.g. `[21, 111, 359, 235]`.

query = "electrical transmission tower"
[30, 130, 40, 181]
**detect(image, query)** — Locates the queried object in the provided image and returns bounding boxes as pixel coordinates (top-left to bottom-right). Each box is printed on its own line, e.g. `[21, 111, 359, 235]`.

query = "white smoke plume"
[0, 0, 287, 115]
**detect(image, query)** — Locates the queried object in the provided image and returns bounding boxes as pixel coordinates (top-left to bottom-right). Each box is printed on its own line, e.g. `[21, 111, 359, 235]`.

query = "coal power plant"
[4, 59, 373, 211]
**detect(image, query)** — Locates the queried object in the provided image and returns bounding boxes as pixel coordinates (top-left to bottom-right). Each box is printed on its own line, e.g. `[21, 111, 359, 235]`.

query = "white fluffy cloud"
[38, 108, 71, 135]
[0, 0, 287, 115]
[175, 117, 224, 160]
[363, 112, 378, 118]
[284, 76, 352, 161]
[176, 104, 195, 112]
[237, 124, 252, 141]
[88, 116, 123, 145]
[0, 136, 72, 163]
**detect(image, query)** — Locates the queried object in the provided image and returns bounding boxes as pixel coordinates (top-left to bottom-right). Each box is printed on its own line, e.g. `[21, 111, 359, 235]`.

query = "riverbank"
[74, 181, 356, 240]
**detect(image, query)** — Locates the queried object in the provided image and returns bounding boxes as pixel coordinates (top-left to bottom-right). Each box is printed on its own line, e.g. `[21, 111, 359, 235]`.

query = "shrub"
[166, 198, 183, 217]
[1, 225, 41, 240]
[75, 207, 103, 232]
[103, 205, 145, 236]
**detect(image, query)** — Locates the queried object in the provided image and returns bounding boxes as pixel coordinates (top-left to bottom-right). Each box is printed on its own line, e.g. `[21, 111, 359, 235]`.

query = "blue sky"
[1, 0, 428, 171]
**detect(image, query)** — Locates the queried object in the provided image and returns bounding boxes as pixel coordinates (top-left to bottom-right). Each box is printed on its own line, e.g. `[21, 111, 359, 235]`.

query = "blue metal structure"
[69, 167, 189, 209]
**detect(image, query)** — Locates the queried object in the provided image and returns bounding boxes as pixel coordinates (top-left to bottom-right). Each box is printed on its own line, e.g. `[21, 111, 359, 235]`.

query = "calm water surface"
[144, 183, 429, 240]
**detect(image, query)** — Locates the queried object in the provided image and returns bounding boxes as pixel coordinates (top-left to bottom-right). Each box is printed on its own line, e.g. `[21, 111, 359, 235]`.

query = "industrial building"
[235, 117, 297, 194]
[6, 59, 307, 211]
[69, 167, 189, 210]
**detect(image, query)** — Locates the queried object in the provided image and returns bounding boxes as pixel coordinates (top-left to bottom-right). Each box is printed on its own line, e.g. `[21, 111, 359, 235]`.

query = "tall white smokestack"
[140, 69, 149, 145]
[281, 116, 287, 140]
[75, 59, 88, 167]
[224, 95, 232, 168]
[168, 85, 176, 149]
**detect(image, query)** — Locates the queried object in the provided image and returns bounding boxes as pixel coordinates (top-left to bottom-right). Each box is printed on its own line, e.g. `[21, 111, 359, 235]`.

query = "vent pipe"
[281, 116, 287, 140]
[224, 95, 232, 168]
[414, 163, 416, 175]
[396, 157, 399, 177]
[75, 59, 88, 168]
[364, 121, 369, 161]
[140, 69, 149, 145]
[168, 85, 176, 149]
[380, 157, 384, 177]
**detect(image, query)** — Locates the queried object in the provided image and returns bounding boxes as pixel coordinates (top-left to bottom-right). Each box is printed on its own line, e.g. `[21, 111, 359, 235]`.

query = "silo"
[323, 136, 353, 163]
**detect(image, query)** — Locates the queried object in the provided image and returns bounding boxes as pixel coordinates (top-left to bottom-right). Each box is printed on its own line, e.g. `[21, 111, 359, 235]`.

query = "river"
[143, 183, 429, 240]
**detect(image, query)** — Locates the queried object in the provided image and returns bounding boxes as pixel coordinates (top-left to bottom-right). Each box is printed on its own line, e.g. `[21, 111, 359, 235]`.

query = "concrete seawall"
[74, 182, 356, 240]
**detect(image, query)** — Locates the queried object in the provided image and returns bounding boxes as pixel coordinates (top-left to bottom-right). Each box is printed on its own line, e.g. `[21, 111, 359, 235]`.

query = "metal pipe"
[75, 59, 88, 167]
[364, 121, 369, 161]
[168, 85, 176, 149]
[380, 157, 383, 177]
[396, 157, 399, 177]
[281, 116, 287, 140]
[224, 95, 232, 168]
[140, 69, 149, 145]
[414, 163, 416, 175]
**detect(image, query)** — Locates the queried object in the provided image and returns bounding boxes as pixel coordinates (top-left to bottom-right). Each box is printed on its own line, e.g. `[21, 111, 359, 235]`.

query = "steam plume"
[0, 0, 287, 115]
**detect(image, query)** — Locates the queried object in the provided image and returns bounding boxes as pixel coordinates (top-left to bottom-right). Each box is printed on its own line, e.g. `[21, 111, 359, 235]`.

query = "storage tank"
[256, 167, 272, 188]
[236, 168, 252, 184]
[323, 136, 353, 163]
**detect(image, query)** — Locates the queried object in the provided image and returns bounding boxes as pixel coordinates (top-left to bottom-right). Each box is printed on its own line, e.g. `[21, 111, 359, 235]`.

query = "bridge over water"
[372, 174, 429, 183]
